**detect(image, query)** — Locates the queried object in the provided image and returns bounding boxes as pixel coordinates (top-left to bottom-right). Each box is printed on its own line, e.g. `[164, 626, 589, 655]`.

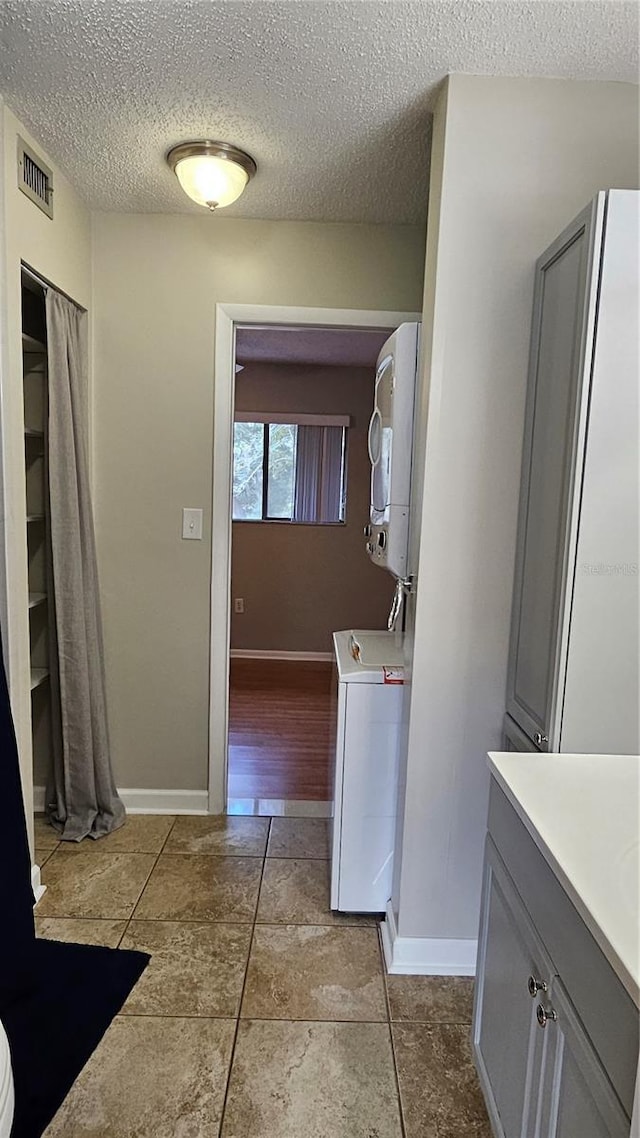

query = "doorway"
[208, 304, 420, 816]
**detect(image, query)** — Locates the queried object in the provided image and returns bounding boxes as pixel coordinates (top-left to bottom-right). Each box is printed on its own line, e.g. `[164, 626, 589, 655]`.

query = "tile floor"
[34, 813, 491, 1137]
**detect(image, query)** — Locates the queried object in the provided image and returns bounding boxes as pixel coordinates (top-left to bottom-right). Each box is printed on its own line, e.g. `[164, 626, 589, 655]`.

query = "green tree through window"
[232, 421, 346, 523]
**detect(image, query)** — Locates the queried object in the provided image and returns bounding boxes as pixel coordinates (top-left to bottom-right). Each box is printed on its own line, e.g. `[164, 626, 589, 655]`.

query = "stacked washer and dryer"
[330, 322, 420, 914]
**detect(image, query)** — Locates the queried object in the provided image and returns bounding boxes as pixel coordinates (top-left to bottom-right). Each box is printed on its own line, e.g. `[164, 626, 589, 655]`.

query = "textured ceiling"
[236, 326, 391, 367]
[0, 1, 637, 224]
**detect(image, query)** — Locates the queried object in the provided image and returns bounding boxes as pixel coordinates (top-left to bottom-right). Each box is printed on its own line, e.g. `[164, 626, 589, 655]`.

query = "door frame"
[208, 302, 420, 813]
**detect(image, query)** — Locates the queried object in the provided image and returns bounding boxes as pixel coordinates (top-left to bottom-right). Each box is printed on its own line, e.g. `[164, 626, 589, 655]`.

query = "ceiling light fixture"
[166, 140, 257, 212]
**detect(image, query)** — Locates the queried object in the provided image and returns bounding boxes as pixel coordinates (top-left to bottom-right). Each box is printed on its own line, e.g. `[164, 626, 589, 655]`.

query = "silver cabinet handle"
[533, 732, 549, 747]
[528, 975, 547, 998]
[536, 1003, 557, 1028]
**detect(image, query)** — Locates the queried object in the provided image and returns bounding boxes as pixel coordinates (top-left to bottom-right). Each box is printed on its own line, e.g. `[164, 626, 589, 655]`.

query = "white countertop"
[488, 751, 640, 1006]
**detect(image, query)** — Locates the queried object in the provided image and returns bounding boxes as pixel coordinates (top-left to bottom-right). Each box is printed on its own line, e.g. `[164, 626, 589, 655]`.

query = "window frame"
[232, 412, 350, 525]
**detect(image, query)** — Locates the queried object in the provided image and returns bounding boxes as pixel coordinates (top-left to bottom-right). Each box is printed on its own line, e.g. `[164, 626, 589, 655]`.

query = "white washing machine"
[330, 629, 404, 914]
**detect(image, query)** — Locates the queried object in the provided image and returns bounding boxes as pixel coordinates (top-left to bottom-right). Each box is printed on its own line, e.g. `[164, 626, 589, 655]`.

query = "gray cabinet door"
[502, 714, 539, 753]
[473, 840, 554, 1138]
[534, 978, 630, 1138]
[506, 200, 603, 749]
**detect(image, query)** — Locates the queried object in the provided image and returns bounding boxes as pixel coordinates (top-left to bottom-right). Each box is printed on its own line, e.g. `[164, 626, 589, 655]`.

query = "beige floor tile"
[35, 846, 58, 866]
[165, 814, 269, 856]
[121, 921, 251, 1016]
[386, 973, 475, 1023]
[392, 1023, 492, 1138]
[36, 917, 126, 947]
[257, 858, 375, 926]
[221, 1020, 403, 1138]
[241, 924, 387, 1022]
[37, 850, 155, 920]
[266, 817, 329, 859]
[56, 814, 175, 854]
[43, 1015, 235, 1138]
[33, 815, 60, 849]
[133, 854, 262, 922]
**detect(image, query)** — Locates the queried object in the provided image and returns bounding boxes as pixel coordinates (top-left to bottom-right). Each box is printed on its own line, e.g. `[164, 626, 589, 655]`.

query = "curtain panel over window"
[293, 425, 345, 524]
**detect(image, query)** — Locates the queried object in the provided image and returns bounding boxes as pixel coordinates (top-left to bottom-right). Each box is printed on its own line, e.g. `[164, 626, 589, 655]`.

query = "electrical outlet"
[234, 598, 244, 614]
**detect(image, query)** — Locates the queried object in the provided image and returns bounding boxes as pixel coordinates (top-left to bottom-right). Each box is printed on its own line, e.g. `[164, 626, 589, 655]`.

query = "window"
[232, 414, 348, 523]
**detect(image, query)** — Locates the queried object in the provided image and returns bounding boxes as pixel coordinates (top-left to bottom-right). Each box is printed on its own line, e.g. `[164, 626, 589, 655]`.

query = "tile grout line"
[115, 816, 179, 950]
[118, 1012, 395, 1023]
[36, 823, 174, 937]
[216, 815, 272, 1137]
[376, 923, 408, 1138]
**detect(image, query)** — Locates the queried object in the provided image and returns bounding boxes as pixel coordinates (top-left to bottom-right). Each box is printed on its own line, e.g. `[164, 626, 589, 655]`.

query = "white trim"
[31, 862, 45, 903]
[235, 411, 350, 427]
[33, 786, 210, 816]
[210, 303, 421, 815]
[380, 901, 477, 976]
[116, 788, 210, 815]
[230, 649, 333, 662]
[228, 797, 332, 818]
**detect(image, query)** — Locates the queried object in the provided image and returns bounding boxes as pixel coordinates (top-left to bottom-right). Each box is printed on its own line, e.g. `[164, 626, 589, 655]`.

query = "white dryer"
[365, 321, 420, 578]
[330, 629, 404, 913]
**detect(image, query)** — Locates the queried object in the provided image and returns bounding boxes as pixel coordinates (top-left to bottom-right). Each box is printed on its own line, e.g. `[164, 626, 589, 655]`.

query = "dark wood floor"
[227, 658, 334, 801]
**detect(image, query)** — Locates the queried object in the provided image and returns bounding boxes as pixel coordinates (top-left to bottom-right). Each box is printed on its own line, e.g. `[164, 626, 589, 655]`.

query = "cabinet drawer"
[488, 781, 638, 1117]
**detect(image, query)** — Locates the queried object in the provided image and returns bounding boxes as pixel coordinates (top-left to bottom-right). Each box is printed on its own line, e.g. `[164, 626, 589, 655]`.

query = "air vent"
[17, 137, 53, 219]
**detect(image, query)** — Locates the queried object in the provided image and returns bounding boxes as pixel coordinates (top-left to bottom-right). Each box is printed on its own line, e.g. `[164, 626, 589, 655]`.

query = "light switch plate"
[182, 508, 203, 540]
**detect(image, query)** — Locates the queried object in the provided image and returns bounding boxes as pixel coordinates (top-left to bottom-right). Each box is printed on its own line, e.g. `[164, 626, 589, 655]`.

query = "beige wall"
[392, 76, 639, 956]
[0, 103, 92, 841]
[231, 362, 394, 653]
[91, 214, 424, 791]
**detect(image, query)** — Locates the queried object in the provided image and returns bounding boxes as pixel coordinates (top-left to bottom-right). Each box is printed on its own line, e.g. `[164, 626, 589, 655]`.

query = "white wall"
[391, 76, 639, 965]
[91, 214, 425, 793]
[0, 103, 92, 845]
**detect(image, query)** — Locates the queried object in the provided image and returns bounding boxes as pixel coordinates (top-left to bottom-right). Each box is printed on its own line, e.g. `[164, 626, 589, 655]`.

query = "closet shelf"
[28, 592, 47, 610]
[30, 667, 49, 692]
[25, 427, 44, 439]
[26, 513, 45, 524]
[22, 333, 46, 354]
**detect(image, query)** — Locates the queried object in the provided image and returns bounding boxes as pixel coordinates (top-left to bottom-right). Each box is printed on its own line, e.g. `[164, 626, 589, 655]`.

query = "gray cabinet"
[473, 782, 636, 1138]
[536, 979, 630, 1138]
[474, 842, 551, 1137]
[502, 714, 538, 753]
[507, 208, 593, 750]
[506, 190, 639, 754]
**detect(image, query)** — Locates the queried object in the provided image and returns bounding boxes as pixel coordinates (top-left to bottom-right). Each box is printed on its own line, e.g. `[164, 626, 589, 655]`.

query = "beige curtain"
[45, 291, 124, 840]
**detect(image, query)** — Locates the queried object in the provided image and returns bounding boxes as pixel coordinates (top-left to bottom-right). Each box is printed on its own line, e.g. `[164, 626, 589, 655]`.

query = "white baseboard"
[117, 788, 210, 815]
[381, 901, 477, 976]
[230, 649, 333, 662]
[31, 862, 45, 903]
[33, 786, 210, 816]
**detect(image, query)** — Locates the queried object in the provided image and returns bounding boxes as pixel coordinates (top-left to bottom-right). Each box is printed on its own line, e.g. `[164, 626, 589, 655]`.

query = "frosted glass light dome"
[167, 142, 256, 211]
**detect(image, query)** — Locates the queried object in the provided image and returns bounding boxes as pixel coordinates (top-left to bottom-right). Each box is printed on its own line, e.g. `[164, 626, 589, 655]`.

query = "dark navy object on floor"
[0, 632, 149, 1137]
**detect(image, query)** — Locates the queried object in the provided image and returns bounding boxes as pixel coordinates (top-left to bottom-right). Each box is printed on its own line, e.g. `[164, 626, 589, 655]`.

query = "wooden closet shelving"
[22, 282, 55, 795]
